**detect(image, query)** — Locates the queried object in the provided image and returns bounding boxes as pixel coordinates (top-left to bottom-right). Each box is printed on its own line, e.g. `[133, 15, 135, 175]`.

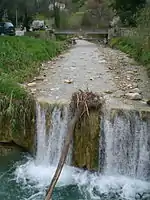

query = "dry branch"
[44, 90, 104, 200]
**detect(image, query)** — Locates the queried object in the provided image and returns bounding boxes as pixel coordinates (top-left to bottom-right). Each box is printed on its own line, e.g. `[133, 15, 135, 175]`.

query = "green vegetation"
[0, 36, 67, 149]
[110, 6, 150, 76]
[0, 36, 67, 98]
[110, 36, 150, 76]
[109, 0, 146, 26]
[73, 111, 100, 170]
[0, 93, 36, 151]
[110, 37, 143, 61]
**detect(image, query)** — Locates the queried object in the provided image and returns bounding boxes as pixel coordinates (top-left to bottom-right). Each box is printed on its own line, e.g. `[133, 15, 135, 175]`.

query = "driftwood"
[44, 90, 103, 200]
[44, 109, 81, 200]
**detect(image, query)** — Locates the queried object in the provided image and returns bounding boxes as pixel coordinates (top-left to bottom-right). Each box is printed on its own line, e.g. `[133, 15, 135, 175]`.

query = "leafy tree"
[109, 0, 146, 26]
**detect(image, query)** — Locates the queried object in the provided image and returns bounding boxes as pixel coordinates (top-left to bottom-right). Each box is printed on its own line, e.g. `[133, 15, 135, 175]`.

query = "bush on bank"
[109, 37, 150, 77]
[109, 6, 150, 77]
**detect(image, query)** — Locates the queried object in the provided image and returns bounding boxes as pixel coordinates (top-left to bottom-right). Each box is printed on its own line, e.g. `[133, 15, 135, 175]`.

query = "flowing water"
[0, 104, 150, 200]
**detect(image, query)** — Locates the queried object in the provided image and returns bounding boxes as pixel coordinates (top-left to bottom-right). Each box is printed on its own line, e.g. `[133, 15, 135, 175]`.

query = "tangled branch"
[70, 89, 104, 118]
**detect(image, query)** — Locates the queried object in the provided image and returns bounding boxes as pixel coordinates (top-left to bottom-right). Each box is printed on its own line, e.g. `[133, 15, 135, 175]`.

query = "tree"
[0, 0, 35, 28]
[81, 0, 113, 28]
[109, 0, 146, 26]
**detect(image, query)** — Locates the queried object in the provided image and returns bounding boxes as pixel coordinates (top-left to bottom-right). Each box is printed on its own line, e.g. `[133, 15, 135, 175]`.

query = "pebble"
[127, 84, 132, 89]
[146, 100, 150, 106]
[27, 82, 36, 87]
[64, 79, 73, 84]
[31, 88, 36, 94]
[125, 92, 142, 100]
[129, 88, 141, 94]
[34, 76, 44, 81]
[104, 90, 113, 94]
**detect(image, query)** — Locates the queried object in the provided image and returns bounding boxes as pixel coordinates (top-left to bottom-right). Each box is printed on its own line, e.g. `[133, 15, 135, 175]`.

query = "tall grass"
[0, 36, 67, 98]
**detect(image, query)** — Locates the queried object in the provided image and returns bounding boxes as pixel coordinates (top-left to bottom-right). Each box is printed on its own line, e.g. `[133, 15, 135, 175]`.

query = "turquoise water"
[0, 149, 84, 200]
[0, 148, 150, 200]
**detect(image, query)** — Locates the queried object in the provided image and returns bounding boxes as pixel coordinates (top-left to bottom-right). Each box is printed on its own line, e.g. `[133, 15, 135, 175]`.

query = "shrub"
[110, 6, 150, 76]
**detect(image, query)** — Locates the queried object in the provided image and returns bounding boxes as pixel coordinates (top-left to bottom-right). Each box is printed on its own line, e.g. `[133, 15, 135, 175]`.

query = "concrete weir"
[3, 39, 149, 200]
[26, 39, 150, 179]
[35, 98, 150, 181]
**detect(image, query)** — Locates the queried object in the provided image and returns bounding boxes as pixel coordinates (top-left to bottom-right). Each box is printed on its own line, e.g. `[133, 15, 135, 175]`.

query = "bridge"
[54, 29, 108, 35]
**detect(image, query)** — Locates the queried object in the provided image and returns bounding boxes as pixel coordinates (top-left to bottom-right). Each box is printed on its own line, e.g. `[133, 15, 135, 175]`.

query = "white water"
[103, 110, 150, 181]
[35, 103, 69, 166]
[14, 105, 150, 200]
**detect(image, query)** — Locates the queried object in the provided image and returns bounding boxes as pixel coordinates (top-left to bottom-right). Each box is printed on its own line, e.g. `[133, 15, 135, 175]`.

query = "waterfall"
[14, 104, 150, 200]
[101, 109, 150, 181]
[35, 103, 71, 166]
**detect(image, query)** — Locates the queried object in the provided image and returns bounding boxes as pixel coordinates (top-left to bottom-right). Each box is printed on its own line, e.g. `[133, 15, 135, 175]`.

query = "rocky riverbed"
[26, 39, 150, 110]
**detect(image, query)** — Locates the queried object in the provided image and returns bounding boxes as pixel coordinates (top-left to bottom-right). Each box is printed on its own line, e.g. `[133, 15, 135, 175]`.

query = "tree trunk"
[44, 109, 81, 200]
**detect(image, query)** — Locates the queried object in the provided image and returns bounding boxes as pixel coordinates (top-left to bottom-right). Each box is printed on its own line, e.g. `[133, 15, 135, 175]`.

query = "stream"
[0, 104, 150, 200]
[0, 150, 150, 200]
[0, 40, 150, 200]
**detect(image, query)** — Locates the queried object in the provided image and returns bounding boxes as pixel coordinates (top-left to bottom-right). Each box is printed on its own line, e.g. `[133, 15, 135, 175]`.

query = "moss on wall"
[73, 110, 100, 170]
[0, 94, 36, 152]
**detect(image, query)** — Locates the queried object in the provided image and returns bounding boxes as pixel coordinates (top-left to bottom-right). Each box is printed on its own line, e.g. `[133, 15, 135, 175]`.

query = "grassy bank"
[0, 36, 68, 149]
[109, 37, 150, 76]
[0, 36, 67, 99]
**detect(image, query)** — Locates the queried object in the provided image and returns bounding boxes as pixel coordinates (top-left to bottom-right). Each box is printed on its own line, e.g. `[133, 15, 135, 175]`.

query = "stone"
[125, 92, 142, 100]
[129, 88, 141, 94]
[64, 79, 73, 84]
[132, 83, 138, 88]
[127, 71, 134, 74]
[31, 88, 36, 94]
[104, 90, 113, 94]
[90, 77, 94, 80]
[35, 76, 44, 81]
[98, 60, 106, 64]
[127, 84, 132, 89]
[27, 82, 36, 87]
[113, 90, 125, 98]
[146, 100, 150, 106]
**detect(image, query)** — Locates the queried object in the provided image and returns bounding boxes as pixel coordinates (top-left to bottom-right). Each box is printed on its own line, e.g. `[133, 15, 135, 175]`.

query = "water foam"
[14, 159, 150, 200]
[13, 104, 150, 200]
